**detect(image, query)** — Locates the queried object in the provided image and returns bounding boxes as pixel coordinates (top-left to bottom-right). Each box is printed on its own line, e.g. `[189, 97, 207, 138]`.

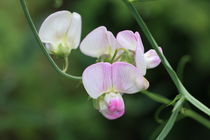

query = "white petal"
[135, 43, 147, 75]
[82, 62, 112, 99]
[67, 12, 82, 49]
[107, 31, 120, 51]
[39, 11, 72, 46]
[117, 30, 144, 51]
[112, 62, 145, 94]
[144, 48, 162, 69]
[80, 26, 111, 58]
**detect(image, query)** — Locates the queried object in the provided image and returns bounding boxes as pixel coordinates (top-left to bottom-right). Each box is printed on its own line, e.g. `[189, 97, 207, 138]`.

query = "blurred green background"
[0, 0, 210, 139]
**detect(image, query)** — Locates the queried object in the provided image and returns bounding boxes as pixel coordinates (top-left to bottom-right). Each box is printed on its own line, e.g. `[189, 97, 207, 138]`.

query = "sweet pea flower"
[117, 30, 162, 75]
[80, 26, 121, 59]
[39, 11, 81, 57]
[82, 62, 149, 119]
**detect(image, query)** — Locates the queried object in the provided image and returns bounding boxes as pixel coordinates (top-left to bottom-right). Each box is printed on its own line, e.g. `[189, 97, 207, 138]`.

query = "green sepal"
[53, 43, 71, 58]
[118, 51, 135, 64]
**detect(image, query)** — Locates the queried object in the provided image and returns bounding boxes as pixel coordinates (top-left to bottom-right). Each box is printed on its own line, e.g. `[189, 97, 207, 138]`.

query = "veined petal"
[67, 12, 82, 49]
[80, 26, 110, 58]
[39, 11, 72, 46]
[135, 43, 146, 75]
[144, 48, 162, 69]
[82, 62, 112, 99]
[112, 62, 145, 94]
[117, 30, 144, 51]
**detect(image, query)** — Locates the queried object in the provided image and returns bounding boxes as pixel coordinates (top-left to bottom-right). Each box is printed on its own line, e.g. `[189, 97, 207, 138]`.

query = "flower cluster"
[39, 11, 162, 120]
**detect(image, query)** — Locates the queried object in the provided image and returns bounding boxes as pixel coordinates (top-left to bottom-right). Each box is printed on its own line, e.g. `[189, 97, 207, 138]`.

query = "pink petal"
[98, 93, 125, 120]
[80, 26, 111, 58]
[144, 48, 162, 69]
[112, 62, 145, 94]
[82, 62, 112, 99]
[117, 30, 144, 51]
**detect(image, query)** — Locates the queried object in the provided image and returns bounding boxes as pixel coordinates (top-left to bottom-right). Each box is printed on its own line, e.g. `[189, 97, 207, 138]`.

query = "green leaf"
[156, 109, 179, 140]
[156, 97, 185, 140]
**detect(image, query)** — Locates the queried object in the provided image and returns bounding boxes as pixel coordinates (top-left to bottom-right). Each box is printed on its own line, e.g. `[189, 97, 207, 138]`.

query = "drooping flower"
[117, 30, 162, 75]
[39, 10, 81, 57]
[82, 62, 149, 119]
[80, 26, 121, 59]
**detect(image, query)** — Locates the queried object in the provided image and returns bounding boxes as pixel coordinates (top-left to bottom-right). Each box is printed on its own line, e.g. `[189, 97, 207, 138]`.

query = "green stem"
[154, 105, 166, 124]
[177, 55, 191, 82]
[141, 90, 171, 104]
[63, 56, 69, 72]
[181, 108, 210, 129]
[112, 48, 131, 62]
[110, 50, 118, 63]
[156, 97, 185, 140]
[141, 91, 210, 129]
[122, 0, 210, 116]
[19, 0, 82, 80]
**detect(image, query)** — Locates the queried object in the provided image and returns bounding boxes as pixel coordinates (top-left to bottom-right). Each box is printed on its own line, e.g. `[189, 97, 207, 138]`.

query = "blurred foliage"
[0, 0, 210, 139]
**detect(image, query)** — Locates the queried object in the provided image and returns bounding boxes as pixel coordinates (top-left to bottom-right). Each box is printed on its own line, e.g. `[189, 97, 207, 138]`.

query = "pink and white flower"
[117, 30, 162, 75]
[39, 11, 81, 57]
[80, 26, 121, 58]
[82, 62, 149, 119]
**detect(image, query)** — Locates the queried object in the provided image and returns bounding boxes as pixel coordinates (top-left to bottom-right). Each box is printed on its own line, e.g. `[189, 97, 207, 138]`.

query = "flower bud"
[97, 92, 125, 120]
[144, 48, 162, 69]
